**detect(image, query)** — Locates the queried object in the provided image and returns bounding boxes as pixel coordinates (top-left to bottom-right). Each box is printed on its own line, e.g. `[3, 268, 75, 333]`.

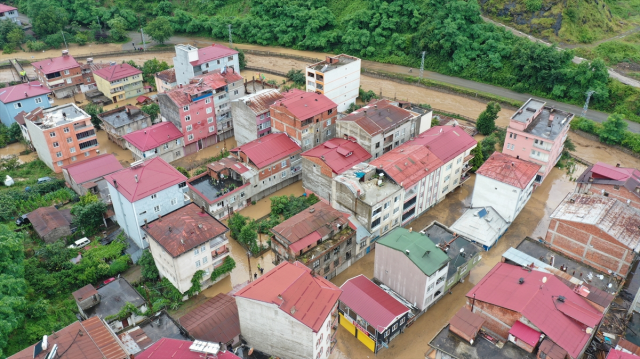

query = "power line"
[581, 90, 596, 118]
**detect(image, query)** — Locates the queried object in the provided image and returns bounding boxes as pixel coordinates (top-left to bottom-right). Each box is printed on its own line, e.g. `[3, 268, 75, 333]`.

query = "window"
[394, 196, 399, 203]
[392, 324, 398, 331]
[457, 157, 462, 164]
[372, 207, 382, 217]
[52, 142, 59, 148]
[188, 134, 194, 141]
[84, 152, 90, 157]
[154, 205, 160, 212]
[205, 98, 212, 104]
[183, 105, 190, 111]
[313, 260, 320, 268]
[207, 117, 214, 123]
[35, 97, 42, 104]
[444, 175, 450, 182]
[228, 56, 234, 61]
[385, 330, 390, 337]
[202, 256, 208, 264]
[151, 194, 157, 199]
[326, 119, 332, 126]
[427, 283, 435, 292]
[86, 77, 91, 83]
[281, 160, 287, 168]
[383, 201, 390, 210]
[195, 248, 200, 255]
[66, 137, 73, 143]
[185, 115, 191, 122]
[69, 147, 75, 153]
[324, 253, 331, 261]
[282, 171, 287, 178]
[163, 143, 170, 150]
[195, 260, 201, 268]
[14, 102, 22, 109]
[56, 151, 62, 158]
[206, 107, 213, 114]
[209, 126, 215, 133]
[49, 132, 56, 137]
[240, 192, 245, 198]
[446, 163, 452, 170]
[232, 90, 238, 95]
[304, 138, 310, 146]
[393, 207, 399, 214]
[383, 213, 389, 220]
[400, 317, 405, 325]
[326, 129, 331, 136]
[171, 198, 177, 205]
[118, 94, 124, 99]
[375, 142, 380, 149]
[371, 217, 381, 229]
[360, 240, 368, 249]
[509, 132, 517, 139]
[63, 127, 70, 133]
[441, 185, 449, 193]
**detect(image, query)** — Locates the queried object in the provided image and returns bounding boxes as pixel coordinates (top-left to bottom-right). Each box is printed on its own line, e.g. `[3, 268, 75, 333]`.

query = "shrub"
[2, 44, 14, 54]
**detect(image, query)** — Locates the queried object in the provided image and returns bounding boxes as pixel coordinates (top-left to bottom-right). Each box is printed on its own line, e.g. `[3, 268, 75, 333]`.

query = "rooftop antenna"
[581, 90, 596, 118]
[228, 24, 233, 47]
[420, 51, 426, 79]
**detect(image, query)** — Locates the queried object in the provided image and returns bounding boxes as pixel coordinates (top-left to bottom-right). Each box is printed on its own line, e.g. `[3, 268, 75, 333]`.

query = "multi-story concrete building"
[575, 162, 640, 210]
[270, 201, 356, 280]
[143, 203, 231, 293]
[173, 44, 239, 86]
[154, 68, 177, 93]
[98, 105, 152, 149]
[306, 55, 361, 112]
[0, 4, 19, 22]
[374, 227, 450, 312]
[93, 62, 144, 103]
[270, 89, 338, 151]
[472, 152, 540, 223]
[235, 261, 341, 359]
[332, 162, 404, 239]
[158, 69, 244, 155]
[503, 98, 574, 183]
[123, 121, 184, 163]
[301, 138, 371, 201]
[25, 103, 99, 172]
[0, 81, 51, 126]
[32, 50, 97, 98]
[231, 89, 283, 146]
[335, 99, 431, 159]
[104, 157, 190, 249]
[413, 126, 477, 202]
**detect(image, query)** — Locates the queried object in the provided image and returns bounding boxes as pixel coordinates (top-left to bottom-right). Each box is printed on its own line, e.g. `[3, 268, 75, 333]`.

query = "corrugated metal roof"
[234, 261, 341, 332]
[370, 144, 443, 188]
[377, 227, 450, 276]
[449, 307, 484, 340]
[230, 132, 301, 169]
[72, 284, 98, 302]
[0, 4, 17, 12]
[608, 349, 640, 359]
[338, 99, 415, 136]
[104, 157, 186, 203]
[466, 262, 603, 359]
[0, 81, 50, 104]
[32, 55, 80, 75]
[137, 338, 241, 359]
[93, 63, 142, 82]
[27, 206, 71, 238]
[538, 338, 568, 359]
[143, 203, 229, 257]
[576, 162, 640, 200]
[509, 321, 541, 346]
[62, 154, 123, 184]
[239, 89, 283, 114]
[616, 339, 640, 356]
[476, 152, 540, 189]
[550, 193, 640, 252]
[123, 121, 183, 152]
[273, 88, 336, 120]
[302, 138, 371, 175]
[413, 126, 477, 164]
[207, 157, 250, 175]
[339, 275, 409, 332]
[155, 68, 176, 83]
[190, 44, 238, 66]
[164, 68, 242, 107]
[178, 293, 240, 343]
[271, 201, 349, 247]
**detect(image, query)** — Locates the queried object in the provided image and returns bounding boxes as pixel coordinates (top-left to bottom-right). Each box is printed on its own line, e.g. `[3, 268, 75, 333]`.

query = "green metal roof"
[377, 228, 450, 276]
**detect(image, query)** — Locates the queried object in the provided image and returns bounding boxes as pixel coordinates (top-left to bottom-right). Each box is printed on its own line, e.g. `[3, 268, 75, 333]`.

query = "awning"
[289, 231, 321, 253]
[509, 321, 540, 346]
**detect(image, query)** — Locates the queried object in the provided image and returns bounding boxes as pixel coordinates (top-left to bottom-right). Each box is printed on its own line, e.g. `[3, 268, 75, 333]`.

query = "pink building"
[502, 98, 574, 183]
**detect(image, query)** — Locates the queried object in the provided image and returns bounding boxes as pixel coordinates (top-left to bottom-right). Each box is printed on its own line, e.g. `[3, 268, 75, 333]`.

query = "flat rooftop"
[430, 324, 537, 359]
[422, 222, 480, 279]
[84, 278, 145, 320]
[524, 107, 572, 140]
[308, 54, 359, 72]
[511, 98, 546, 123]
[189, 174, 244, 202]
[32, 103, 90, 129]
[119, 311, 188, 355]
[335, 163, 402, 206]
[99, 106, 148, 129]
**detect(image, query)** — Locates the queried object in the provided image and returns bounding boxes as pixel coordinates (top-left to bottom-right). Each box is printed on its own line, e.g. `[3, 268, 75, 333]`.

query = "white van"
[68, 237, 91, 249]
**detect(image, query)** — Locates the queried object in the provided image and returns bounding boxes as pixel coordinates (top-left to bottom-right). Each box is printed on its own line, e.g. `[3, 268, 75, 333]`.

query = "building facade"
[502, 98, 574, 183]
[61, 153, 123, 201]
[104, 157, 190, 249]
[0, 81, 51, 126]
[575, 162, 640, 210]
[25, 103, 99, 173]
[306, 55, 361, 112]
[123, 121, 184, 163]
[231, 89, 283, 146]
[154, 68, 177, 93]
[0, 4, 19, 22]
[173, 44, 239, 86]
[269, 89, 338, 151]
[99, 105, 152, 149]
[32, 50, 96, 98]
[93, 63, 144, 103]
[143, 203, 231, 293]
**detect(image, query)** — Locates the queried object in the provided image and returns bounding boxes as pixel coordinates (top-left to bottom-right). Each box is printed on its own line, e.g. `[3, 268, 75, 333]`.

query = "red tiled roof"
[466, 262, 603, 359]
[338, 99, 415, 136]
[0, 81, 50, 104]
[62, 154, 123, 184]
[14, 110, 26, 125]
[231, 132, 301, 169]
[93, 63, 142, 82]
[274, 88, 337, 120]
[413, 126, 477, 164]
[104, 157, 186, 202]
[8, 317, 128, 359]
[123, 122, 183, 152]
[207, 157, 250, 175]
[476, 152, 540, 189]
[190, 44, 238, 66]
[608, 350, 640, 359]
[509, 321, 540, 346]
[137, 338, 241, 359]
[32, 55, 80, 75]
[0, 4, 17, 12]
[234, 261, 341, 332]
[271, 201, 349, 248]
[449, 307, 484, 340]
[242, 89, 283, 114]
[370, 144, 443, 188]
[289, 231, 322, 253]
[164, 68, 242, 107]
[142, 203, 229, 257]
[339, 275, 410, 332]
[178, 293, 240, 343]
[155, 68, 176, 83]
[302, 138, 371, 175]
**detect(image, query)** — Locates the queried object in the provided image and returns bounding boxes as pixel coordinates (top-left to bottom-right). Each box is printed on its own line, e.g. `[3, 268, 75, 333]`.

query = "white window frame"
[13, 102, 22, 109]
[35, 97, 42, 104]
[206, 107, 213, 114]
[186, 125, 193, 132]
[154, 205, 160, 212]
[185, 115, 191, 122]
[183, 105, 190, 111]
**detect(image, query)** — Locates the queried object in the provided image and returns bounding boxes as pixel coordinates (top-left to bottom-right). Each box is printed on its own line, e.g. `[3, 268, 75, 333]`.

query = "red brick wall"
[270, 104, 338, 143]
[465, 300, 521, 340]
[303, 155, 333, 177]
[545, 218, 634, 275]
[587, 183, 640, 210]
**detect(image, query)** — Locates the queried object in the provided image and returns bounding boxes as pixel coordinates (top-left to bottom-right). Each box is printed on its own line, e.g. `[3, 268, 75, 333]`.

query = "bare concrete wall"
[374, 244, 428, 310]
[230, 100, 259, 146]
[301, 157, 333, 201]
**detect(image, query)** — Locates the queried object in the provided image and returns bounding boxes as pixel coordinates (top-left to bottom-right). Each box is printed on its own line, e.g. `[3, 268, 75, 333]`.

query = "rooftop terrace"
[298, 227, 354, 263]
[189, 174, 245, 202]
[308, 54, 359, 72]
[32, 103, 90, 129]
[430, 324, 536, 359]
[119, 311, 188, 356]
[511, 98, 573, 141]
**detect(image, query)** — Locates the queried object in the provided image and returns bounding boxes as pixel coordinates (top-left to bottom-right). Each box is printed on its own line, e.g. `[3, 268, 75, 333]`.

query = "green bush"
[26, 40, 47, 52]
[2, 43, 14, 54]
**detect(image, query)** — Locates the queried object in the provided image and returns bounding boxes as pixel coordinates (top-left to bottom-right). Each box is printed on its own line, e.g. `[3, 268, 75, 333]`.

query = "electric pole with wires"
[420, 51, 426, 79]
[581, 90, 596, 118]
[228, 24, 233, 47]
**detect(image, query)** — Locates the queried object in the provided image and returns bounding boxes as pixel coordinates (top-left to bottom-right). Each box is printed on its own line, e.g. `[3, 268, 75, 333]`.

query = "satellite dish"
[459, 248, 464, 253]
[542, 277, 547, 283]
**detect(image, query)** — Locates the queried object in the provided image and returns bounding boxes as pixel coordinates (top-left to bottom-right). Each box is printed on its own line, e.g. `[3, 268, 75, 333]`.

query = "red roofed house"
[173, 43, 240, 86]
[62, 153, 123, 205]
[123, 121, 185, 163]
[472, 152, 540, 223]
[138, 338, 241, 359]
[32, 50, 97, 98]
[234, 261, 342, 359]
[0, 81, 51, 127]
[157, 68, 245, 155]
[301, 137, 371, 201]
[154, 68, 177, 93]
[270, 201, 356, 279]
[105, 157, 190, 249]
[93, 62, 143, 103]
[608, 349, 640, 359]
[338, 275, 410, 353]
[269, 88, 338, 151]
[178, 293, 241, 346]
[576, 162, 640, 210]
[0, 4, 19, 23]
[466, 262, 604, 359]
[143, 203, 230, 293]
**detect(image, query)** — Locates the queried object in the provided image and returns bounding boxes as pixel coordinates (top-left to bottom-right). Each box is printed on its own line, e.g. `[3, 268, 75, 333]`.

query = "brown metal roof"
[339, 99, 415, 136]
[72, 284, 98, 302]
[142, 203, 229, 257]
[178, 293, 240, 343]
[270, 201, 349, 245]
[242, 89, 283, 114]
[538, 338, 568, 359]
[449, 307, 484, 340]
[27, 206, 71, 238]
[155, 68, 176, 83]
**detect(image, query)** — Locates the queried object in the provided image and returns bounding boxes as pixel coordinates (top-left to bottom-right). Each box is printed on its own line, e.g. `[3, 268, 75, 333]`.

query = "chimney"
[201, 205, 206, 214]
[409, 227, 412, 233]
[405, 249, 410, 256]
[144, 219, 148, 228]
[168, 226, 172, 232]
[134, 174, 139, 183]
[616, 163, 621, 167]
[24, 92, 27, 98]
[62, 49, 69, 56]
[113, 179, 118, 188]
[87, 57, 93, 64]
[158, 214, 162, 221]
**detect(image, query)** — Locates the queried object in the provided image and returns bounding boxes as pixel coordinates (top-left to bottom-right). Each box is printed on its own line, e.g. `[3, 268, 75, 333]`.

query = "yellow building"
[93, 63, 144, 104]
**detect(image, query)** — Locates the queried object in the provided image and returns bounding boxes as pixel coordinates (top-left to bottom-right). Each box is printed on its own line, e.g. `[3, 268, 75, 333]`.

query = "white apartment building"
[173, 44, 240, 86]
[306, 55, 361, 112]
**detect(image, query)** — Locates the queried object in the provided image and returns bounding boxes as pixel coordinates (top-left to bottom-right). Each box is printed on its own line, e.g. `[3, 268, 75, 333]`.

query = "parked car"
[68, 237, 91, 249]
[96, 277, 116, 289]
[15, 214, 30, 226]
[37, 177, 52, 184]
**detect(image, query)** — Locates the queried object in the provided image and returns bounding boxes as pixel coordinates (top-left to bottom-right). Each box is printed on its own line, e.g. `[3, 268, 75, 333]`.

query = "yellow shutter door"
[339, 313, 356, 335]
[356, 328, 376, 352]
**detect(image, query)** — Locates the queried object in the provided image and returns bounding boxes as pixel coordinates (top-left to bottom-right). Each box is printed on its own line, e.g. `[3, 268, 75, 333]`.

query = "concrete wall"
[270, 105, 337, 151]
[0, 93, 50, 126]
[236, 297, 315, 359]
[374, 244, 429, 311]
[301, 157, 333, 202]
[25, 119, 53, 168]
[173, 46, 197, 86]
[334, 117, 414, 159]
[466, 300, 520, 341]
[230, 99, 261, 146]
[335, 121, 374, 158]
[306, 58, 361, 113]
[545, 218, 635, 276]
[472, 174, 534, 223]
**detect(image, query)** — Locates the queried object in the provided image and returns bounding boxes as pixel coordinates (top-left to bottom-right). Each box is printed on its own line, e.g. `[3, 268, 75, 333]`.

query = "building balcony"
[76, 129, 96, 140]
[209, 236, 228, 249]
[532, 142, 552, 151]
[79, 138, 99, 150]
[463, 154, 474, 163]
[74, 122, 92, 132]
[211, 246, 230, 260]
[460, 174, 471, 185]
[462, 164, 472, 174]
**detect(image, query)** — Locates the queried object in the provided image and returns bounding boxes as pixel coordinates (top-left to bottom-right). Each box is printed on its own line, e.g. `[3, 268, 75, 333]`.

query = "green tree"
[108, 16, 128, 41]
[286, 69, 305, 86]
[71, 201, 107, 236]
[84, 103, 104, 129]
[154, 1, 174, 16]
[228, 213, 248, 240]
[75, 33, 88, 46]
[138, 250, 160, 281]
[141, 58, 170, 87]
[26, 40, 47, 52]
[7, 28, 24, 46]
[476, 102, 500, 135]
[28, 0, 69, 36]
[8, 122, 21, 142]
[175, 166, 190, 178]
[77, 192, 99, 206]
[599, 114, 627, 145]
[469, 143, 484, 171]
[0, 226, 26, 358]
[141, 103, 160, 122]
[480, 134, 498, 161]
[0, 123, 9, 147]
[145, 17, 173, 45]
[44, 33, 64, 49]
[235, 47, 247, 70]
[358, 87, 377, 103]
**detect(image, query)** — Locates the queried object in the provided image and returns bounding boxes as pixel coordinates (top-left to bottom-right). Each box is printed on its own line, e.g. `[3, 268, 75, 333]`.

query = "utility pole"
[247, 251, 252, 282]
[140, 28, 147, 51]
[420, 51, 426, 79]
[228, 24, 233, 47]
[61, 30, 68, 49]
[581, 90, 596, 117]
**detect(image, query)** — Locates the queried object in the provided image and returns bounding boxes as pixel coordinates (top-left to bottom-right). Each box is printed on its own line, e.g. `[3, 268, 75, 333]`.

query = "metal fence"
[244, 66, 288, 78]
[242, 49, 321, 64]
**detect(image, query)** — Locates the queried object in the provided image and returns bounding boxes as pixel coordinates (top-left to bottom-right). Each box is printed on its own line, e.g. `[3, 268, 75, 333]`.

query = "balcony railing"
[209, 236, 227, 248]
[211, 247, 230, 260]
[460, 174, 471, 185]
[79, 139, 98, 150]
[463, 154, 474, 163]
[76, 129, 96, 140]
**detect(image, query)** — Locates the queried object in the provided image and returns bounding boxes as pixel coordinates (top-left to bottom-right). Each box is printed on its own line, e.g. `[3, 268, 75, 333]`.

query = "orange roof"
[370, 144, 443, 188]
[476, 152, 540, 189]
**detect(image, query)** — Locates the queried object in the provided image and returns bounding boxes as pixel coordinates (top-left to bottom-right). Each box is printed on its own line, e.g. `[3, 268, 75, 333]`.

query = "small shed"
[27, 206, 72, 243]
[178, 293, 241, 346]
[136, 95, 152, 105]
[449, 307, 484, 344]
